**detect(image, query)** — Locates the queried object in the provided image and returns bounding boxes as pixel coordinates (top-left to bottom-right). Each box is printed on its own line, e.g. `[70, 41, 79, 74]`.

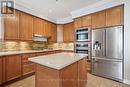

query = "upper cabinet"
[63, 22, 74, 42]
[74, 18, 82, 28]
[74, 15, 92, 28]
[106, 6, 124, 27]
[92, 11, 106, 29]
[82, 15, 92, 27]
[19, 12, 34, 40]
[49, 23, 57, 42]
[4, 10, 19, 40]
[33, 17, 44, 35]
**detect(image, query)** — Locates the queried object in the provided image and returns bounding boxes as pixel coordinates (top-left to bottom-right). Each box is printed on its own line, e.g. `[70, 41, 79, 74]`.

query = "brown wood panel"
[61, 62, 78, 87]
[33, 17, 44, 35]
[78, 59, 87, 87]
[19, 12, 33, 40]
[82, 15, 92, 27]
[49, 23, 57, 42]
[36, 64, 61, 87]
[106, 6, 124, 26]
[23, 64, 35, 76]
[0, 58, 2, 85]
[22, 54, 36, 75]
[63, 22, 74, 42]
[5, 55, 22, 81]
[74, 17, 82, 28]
[4, 10, 19, 40]
[92, 11, 106, 29]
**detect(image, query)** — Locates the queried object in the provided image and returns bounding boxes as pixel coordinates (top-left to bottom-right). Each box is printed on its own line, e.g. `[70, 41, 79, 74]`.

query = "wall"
[0, 17, 1, 39]
[124, 0, 130, 84]
[57, 25, 63, 43]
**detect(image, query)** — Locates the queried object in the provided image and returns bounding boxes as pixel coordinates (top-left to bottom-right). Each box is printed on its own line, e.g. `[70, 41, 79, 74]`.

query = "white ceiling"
[15, 0, 102, 23]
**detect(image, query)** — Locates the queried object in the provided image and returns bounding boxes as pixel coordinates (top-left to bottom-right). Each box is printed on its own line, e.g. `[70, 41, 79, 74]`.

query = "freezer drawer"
[92, 58, 123, 82]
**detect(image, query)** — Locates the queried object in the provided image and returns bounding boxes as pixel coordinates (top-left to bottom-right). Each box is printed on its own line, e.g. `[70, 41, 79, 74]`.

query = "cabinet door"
[92, 11, 106, 29]
[74, 17, 82, 28]
[5, 55, 22, 81]
[78, 59, 87, 87]
[4, 10, 19, 40]
[106, 6, 123, 26]
[33, 17, 44, 35]
[63, 22, 74, 42]
[82, 15, 92, 27]
[0, 58, 2, 85]
[49, 23, 57, 42]
[19, 12, 33, 40]
[22, 54, 36, 76]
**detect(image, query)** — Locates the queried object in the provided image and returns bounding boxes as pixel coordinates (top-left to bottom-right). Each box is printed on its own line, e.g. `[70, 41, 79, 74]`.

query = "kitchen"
[0, 0, 130, 87]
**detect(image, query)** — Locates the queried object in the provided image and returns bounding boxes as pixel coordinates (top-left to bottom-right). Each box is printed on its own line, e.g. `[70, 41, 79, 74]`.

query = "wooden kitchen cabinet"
[33, 17, 44, 35]
[78, 58, 87, 87]
[19, 12, 34, 40]
[4, 10, 20, 40]
[74, 17, 82, 28]
[0, 58, 2, 85]
[22, 54, 36, 75]
[92, 11, 106, 29]
[106, 6, 124, 27]
[5, 55, 22, 82]
[82, 15, 92, 27]
[63, 22, 74, 42]
[49, 23, 57, 42]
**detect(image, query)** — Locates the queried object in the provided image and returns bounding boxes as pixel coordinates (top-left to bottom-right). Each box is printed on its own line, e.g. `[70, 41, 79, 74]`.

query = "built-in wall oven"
[75, 42, 91, 59]
[76, 27, 91, 42]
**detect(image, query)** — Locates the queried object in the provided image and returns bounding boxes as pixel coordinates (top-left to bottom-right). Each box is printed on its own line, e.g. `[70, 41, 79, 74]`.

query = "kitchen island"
[29, 52, 88, 87]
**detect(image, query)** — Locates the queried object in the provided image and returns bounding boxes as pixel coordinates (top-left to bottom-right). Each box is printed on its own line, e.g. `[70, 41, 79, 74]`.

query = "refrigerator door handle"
[92, 57, 122, 62]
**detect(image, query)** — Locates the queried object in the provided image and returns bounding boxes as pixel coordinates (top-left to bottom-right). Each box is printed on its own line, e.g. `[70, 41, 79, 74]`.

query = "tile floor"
[3, 73, 130, 87]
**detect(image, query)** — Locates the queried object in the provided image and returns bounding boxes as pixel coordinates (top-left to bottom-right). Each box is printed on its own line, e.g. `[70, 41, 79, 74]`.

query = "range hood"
[33, 34, 48, 42]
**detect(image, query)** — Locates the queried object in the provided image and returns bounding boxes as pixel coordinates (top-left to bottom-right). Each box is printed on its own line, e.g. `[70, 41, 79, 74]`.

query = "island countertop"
[29, 52, 88, 70]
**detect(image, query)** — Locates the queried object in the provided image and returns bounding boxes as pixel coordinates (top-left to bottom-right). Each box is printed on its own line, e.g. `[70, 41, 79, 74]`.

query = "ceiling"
[15, 0, 102, 23]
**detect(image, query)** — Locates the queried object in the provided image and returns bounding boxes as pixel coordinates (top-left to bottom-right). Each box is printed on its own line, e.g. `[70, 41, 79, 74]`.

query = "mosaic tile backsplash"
[0, 41, 74, 52]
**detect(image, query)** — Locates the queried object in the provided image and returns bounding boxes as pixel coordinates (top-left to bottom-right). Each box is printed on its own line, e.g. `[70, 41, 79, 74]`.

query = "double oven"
[75, 27, 91, 59]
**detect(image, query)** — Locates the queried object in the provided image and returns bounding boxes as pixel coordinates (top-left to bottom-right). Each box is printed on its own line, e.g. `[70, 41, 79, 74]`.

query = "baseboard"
[124, 79, 130, 85]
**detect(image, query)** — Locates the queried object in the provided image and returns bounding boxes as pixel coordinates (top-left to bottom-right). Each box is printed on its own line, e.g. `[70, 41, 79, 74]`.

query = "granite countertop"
[29, 52, 88, 70]
[0, 49, 59, 56]
[0, 49, 74, 57]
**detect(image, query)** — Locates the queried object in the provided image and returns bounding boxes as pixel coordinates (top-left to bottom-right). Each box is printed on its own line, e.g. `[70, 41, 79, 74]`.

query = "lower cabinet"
[5, 55, 22, 82]
[22, 54, 36, 75]
[0, 58, 3, 85]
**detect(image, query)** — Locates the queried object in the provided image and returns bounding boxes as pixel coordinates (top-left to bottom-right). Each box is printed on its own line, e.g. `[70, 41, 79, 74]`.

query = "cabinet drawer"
[22, 64, 35, 75]
[22, 60, 34, 65]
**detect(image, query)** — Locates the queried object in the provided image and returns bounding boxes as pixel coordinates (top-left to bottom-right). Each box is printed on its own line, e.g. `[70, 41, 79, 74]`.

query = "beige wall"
[57, 25, 63, 43]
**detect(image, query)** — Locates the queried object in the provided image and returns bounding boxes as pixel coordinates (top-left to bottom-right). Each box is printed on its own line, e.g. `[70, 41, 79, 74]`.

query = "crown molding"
[71, 0, 125, 18]
[15, 1, 57, 23]
[14, 0, 125, 24]
[56, 16, 74, 24]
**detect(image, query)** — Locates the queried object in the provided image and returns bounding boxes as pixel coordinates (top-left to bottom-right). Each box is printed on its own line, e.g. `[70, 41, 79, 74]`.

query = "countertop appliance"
[75, 42, 91, 59]
[76, 27, 91, 42]
[91, 26, 123, 82]
[33, 34, 48, 42]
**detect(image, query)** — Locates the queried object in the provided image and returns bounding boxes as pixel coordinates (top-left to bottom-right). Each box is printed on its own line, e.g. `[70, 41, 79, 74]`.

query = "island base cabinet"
[0, 58, 2, 85]
[35, 58, 87, 87]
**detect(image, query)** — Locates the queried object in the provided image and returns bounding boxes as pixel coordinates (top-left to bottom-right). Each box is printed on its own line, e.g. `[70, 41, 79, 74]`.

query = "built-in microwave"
[76, 27, 91, 42]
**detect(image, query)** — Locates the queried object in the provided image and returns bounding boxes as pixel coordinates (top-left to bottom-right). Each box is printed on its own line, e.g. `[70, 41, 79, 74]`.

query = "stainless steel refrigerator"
[91, 26, 123, 82]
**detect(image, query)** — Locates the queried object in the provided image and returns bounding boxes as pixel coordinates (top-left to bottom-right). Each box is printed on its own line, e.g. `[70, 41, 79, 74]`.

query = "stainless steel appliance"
[75, 42, 91, 59]
[33, 34, 48, 42]
[91, 26, 123, 82]
[76, 27, 91, 42]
